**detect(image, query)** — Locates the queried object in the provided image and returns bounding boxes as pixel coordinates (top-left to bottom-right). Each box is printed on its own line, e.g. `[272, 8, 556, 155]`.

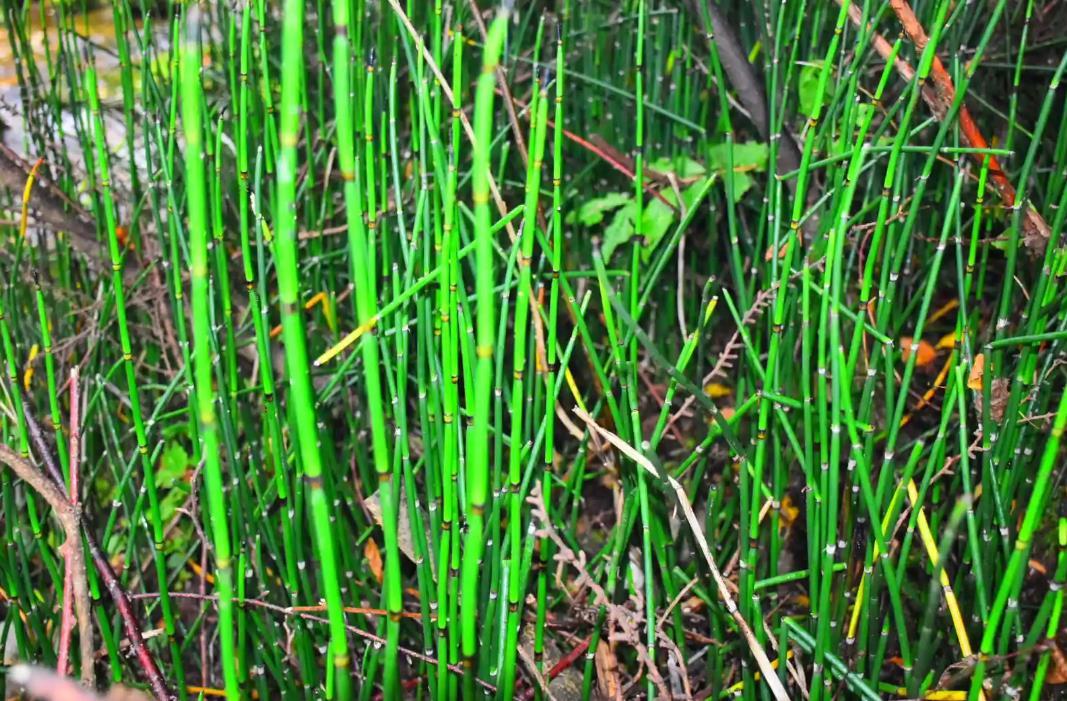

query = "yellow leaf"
[936, 332, 956, 350]
[779, 494, 800, 531]
[188, 559, 216, 585]
[927, 298, 959, 324]
[703, 382, 733, 399]
[22, 343, 39, 391]
[968, 353, 985, 390]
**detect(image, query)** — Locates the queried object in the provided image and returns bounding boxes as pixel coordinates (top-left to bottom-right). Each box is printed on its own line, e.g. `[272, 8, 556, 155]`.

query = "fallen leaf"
[22, 343, 38, 391]
[936, 332, 957, 350]
[968, 354, 985, 390]
[764, 240, 788, 261]
[682, 595, 705, 614]
[973, 377, 1011, 422]
[779, 494, 800, 531]
[1048, 643, 1067, 685]
[928, 298, 960, 324]
[900, 336, 936, 367]
[595, 639, 620, 700]
[364, 538, 383, 584]
[703, 382, 733, 399]
[364, 489, 429, 564]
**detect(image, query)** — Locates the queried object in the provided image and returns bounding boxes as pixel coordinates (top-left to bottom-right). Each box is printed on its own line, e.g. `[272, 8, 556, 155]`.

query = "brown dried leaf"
[1048, 643, 1067, 685]
[973, 377, 1011, 422]
[1022, 208, 1051, 256]
[364, 488, 429, 564]
[595, 639, 620, 700]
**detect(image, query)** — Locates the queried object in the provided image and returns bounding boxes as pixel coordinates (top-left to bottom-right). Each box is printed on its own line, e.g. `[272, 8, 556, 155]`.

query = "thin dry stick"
[527, 481, 672, 698]
[572, 407, 791, 701]
[130, 591, 497, 693]
[516, 643, 560, 701]
[0, 445, 94, 689]
[467, 0, 529, 169]
[18, 401, 170, 701]
[56, 367, 82, 680]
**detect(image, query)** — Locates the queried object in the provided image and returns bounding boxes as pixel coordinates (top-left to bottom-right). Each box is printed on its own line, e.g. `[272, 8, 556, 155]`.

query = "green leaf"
[159, 485, 191, 527]
[601, 201, 636, 263]
[575, 192, 631, 227]
[798, 62, 832, 117]
[157, 440, 190, 489]
[648, 155, 706, 179]
[640, 194, 676, 261]
[707, 142, 768, 172]
[707, 141, 766, 202]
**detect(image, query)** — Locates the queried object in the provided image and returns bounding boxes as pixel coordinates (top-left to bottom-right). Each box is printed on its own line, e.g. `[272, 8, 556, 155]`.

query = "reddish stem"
[516, 635, 592, 700]
[20, 394, 171, 701]
[56, 368, 81, 678]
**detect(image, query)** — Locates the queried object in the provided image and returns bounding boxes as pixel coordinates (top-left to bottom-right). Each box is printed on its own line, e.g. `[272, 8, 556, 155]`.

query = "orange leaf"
[968, 354, 985, 390]
[1048, 643, 1067, 685]
[365, 538, 384, 584]
[900, 337, 936, 367]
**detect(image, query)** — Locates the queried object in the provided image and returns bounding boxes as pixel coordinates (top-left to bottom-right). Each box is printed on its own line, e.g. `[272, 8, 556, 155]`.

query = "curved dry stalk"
[572, 407, 791, 701]
[17, 398, 171, 701]
[0, 446, 94, 689]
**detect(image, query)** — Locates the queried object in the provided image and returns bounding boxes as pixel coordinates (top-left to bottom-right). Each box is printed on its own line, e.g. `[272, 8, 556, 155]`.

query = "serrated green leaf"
[601, 202, 636, 263]
[706, 142, 766, 202]
[798, 62, 832, 117]
[576, 192, 631, 227]
[157, 440, 189, 488]
[640, 193, 676, 261]
[648, 155, 706, 179]
[707, 141, 768, 172]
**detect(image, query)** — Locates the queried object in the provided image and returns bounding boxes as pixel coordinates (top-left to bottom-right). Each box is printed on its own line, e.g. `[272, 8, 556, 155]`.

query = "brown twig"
[129, 591, 496, 693]
[572, 408, 791, 701]
[466, 0, 530, 170]
[18, 399, 171, 701]
[0, 445, 94, 689]
[848, 0, 1052, 252]
[56, 367, 82, 680]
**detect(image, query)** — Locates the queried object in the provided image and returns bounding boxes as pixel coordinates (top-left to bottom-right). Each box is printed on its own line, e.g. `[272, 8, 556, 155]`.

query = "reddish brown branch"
[0, 445, 94, 690]
[499, 89, 679, 209]
[857, 0, 1052, 251]
[18, 399, 170, 701]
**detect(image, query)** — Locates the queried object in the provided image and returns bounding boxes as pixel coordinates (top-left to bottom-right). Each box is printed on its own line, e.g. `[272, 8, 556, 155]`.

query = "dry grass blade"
[571, 407, 790, 701]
